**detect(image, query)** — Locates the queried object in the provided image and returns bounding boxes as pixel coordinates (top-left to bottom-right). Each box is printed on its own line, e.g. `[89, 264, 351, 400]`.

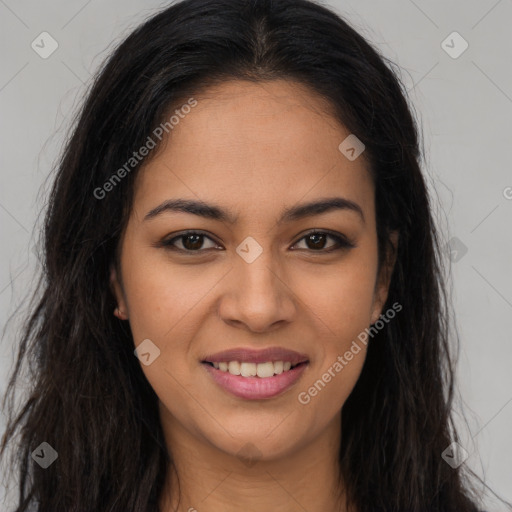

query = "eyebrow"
[144, 197, 365, 224]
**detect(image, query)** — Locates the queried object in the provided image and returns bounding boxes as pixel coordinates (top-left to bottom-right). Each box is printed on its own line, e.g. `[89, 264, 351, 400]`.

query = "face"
[111, 79, 396, 462]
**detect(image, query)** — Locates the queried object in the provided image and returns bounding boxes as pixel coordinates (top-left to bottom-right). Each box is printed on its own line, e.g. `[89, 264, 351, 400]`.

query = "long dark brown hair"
[1, 0, 503, 510]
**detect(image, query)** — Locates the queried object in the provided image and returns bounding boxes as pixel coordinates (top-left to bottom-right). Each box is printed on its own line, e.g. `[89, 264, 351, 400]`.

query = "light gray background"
[1, 0, 511, 509]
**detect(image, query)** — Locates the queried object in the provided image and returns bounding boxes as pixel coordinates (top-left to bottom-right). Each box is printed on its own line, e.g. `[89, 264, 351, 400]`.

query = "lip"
[202, 346, 309, 365]
[202, 361, 309, 400]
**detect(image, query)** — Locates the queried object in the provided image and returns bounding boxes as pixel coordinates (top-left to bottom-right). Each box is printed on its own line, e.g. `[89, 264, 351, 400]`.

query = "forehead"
[133, 79, 374, 224]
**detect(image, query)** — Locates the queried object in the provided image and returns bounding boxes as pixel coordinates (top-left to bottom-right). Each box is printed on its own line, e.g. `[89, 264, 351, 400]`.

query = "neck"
[158, 407, 348, 512]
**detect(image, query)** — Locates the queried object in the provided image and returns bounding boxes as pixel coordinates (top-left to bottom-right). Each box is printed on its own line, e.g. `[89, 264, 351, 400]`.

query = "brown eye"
[181, 233, 205, 250]
[305, 233, 328, 250]
[292, 231, 355, 252]
[162, 231, 220, 252]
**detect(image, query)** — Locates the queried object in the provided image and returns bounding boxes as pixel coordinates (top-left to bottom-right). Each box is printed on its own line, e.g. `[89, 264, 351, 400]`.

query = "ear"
[110, 264, 129, 320]
[370, 230, 399, 325]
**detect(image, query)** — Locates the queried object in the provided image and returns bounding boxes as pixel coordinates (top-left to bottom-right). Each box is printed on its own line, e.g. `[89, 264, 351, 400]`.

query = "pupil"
[183, 234, 203, 250]
[307, 233, 326, 249]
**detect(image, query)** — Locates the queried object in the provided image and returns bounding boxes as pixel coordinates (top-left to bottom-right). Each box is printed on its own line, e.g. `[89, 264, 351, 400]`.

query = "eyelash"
[159, 229, 356, 255]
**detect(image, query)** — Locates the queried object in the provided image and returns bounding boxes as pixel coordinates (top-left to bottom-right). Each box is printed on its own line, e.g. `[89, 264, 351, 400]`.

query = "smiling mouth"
[201, 359, 309, 400]
[202, 360, 308, 378]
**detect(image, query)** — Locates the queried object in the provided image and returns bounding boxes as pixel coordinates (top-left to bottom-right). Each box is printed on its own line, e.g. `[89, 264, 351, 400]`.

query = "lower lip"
[202, 362, 308, 400]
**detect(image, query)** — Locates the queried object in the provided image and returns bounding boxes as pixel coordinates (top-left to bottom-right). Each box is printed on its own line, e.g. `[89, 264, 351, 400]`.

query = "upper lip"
[202, 347, 309, 365]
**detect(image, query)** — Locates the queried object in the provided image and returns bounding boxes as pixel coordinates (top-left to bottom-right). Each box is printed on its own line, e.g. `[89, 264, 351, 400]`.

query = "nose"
[218, 248, 297, 333]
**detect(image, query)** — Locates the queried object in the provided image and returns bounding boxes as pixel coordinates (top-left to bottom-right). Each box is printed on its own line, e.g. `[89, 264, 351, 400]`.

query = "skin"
[111, 79, 397, 512]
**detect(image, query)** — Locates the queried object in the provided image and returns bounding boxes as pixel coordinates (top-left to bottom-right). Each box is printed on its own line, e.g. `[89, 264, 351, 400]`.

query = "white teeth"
[228, 361, 241, 375]
[256, 362, 274, 378]
[273, 361, 284, 374]
[211, 360, 299, 377]
[240, 362, 257, 377]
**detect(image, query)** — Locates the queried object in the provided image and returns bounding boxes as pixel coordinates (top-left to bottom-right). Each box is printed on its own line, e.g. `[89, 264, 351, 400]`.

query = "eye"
[291, 230, 355, 252]
[160, 231, 222, 253]
[159, 229, 355, 255]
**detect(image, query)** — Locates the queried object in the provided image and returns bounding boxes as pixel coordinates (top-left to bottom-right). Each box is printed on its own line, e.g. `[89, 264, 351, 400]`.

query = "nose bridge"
[240, 253, 278, 293]
[236, 238, 282, 301]
[219, 236, 296, 331]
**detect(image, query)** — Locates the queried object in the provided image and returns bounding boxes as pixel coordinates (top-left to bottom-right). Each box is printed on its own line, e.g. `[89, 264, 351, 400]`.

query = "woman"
[0, 0, 504, 510]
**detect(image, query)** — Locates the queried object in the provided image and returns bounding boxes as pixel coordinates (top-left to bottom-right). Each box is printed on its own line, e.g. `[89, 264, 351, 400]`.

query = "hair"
[0, 0, 503, 510]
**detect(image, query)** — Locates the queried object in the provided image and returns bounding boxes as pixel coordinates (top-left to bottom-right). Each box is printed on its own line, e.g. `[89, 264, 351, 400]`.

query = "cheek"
[295, 290, 369, 419]
[120, 251, 207, 426]
[296, 251, 378, 346]
[120, 245, 216, 343]
[298, 346, 367, 416]
[119, 242, 230, 405]
[292, 246, 377, 410]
